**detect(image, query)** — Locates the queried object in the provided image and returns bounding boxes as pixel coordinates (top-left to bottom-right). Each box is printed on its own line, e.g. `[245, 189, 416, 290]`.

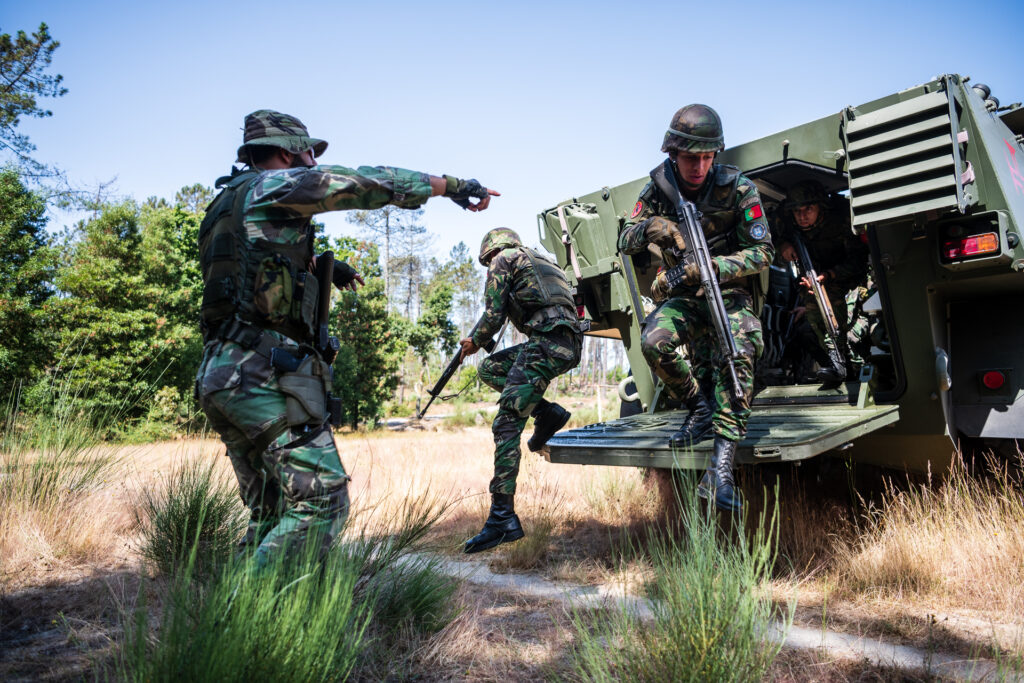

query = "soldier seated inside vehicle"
[773, 180, 870, 384]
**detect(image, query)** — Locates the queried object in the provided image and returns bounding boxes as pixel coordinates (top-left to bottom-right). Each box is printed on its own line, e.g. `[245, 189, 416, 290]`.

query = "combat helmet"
[479, 228, 522, 266]
[785, 180, 828, 210]
[661, 104, 725, 154]
[236, 109, 328, 163]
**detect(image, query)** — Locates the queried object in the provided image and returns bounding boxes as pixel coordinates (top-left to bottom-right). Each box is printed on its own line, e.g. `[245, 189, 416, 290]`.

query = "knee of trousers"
[492, 409, 526, 445]
[641, 339, 676, 367]
[477, 355, 503, 389]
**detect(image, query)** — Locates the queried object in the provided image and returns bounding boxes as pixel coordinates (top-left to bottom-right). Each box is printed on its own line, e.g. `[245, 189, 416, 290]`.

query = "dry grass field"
[2, 422, 1023, 680]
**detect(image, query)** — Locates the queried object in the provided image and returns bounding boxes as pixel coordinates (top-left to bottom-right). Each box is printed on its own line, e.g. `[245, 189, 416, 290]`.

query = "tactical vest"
[198, 169, 319, 343]
[654, 163, 769, 311]
[507, 247, 577, 333]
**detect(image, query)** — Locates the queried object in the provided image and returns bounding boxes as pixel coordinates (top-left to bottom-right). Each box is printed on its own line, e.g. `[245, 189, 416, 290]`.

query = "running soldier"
[618, 104, 773, 512]
[196, 109, 497, 565]
[459, 228, 583, 553]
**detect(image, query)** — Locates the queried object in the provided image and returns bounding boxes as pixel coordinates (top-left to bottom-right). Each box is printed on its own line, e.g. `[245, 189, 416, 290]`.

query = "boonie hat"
[236, 109, 328, 163]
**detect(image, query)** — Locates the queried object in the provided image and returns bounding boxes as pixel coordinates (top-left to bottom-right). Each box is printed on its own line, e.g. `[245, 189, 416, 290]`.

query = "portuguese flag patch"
[744, 204, 763, 221]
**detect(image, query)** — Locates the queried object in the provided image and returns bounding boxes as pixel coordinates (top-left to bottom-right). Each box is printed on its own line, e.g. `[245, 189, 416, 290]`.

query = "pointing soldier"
[617, 104, 773, 512]
[459, 228, 583, 553]
[196, 109, 498, 564]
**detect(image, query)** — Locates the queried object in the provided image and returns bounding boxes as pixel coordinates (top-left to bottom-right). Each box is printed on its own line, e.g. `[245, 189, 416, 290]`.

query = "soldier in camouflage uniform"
[777, 180, 869, 382]
[459, 228, 583, 553]
[618, 104, 774, 512]
[196, 110, 497, 565]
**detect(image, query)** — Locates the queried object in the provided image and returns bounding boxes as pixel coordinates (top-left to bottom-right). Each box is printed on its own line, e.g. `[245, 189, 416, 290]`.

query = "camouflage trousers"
[477, 327, 582, 495]
[640, 289, 763, 442]
[195, 335, 350, 564]
[801, 288, 850, 362]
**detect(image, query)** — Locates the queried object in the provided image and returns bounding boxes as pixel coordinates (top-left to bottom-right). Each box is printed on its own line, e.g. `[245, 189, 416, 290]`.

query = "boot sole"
[528, 411, 571, 452]
[463, 528, 526, 554]
[669, 426, 712, 448]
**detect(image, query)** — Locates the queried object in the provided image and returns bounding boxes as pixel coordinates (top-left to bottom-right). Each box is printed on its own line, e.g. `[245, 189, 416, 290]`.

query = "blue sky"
[6, 0, 1023, 258]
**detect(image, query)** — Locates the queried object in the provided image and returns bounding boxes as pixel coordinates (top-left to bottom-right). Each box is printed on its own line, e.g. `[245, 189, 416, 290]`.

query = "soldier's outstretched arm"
[249, 166, 497, 216]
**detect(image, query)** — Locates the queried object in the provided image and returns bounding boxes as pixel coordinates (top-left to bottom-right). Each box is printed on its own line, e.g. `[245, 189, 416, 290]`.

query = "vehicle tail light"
[982, 371, 1005, 390]
[943, 232, 999, 260]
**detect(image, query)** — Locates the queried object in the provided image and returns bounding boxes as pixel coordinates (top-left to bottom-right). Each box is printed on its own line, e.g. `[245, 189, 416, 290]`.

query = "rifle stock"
[651, 160, 744, 399]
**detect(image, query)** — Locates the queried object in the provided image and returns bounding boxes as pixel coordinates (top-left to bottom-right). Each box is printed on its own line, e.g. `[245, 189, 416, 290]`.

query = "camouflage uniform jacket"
[200, 164, 433, 342]
[779, 205, 869, 292]
[472, 246, 579, 347]
[242, 163, 432, 267]
[617, 163, 774, 295]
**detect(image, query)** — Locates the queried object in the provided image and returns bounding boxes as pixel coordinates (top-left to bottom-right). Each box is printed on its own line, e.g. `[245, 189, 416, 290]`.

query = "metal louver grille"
[846, 90, 963, 226]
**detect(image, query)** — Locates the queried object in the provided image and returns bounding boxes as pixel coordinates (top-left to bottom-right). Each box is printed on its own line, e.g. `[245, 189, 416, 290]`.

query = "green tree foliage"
[43, 198, 201, 420]
[428, 241, 481, 333]
[406, 283, 458, 362]
[0, 169, 57, 388]
[327, 240, 406, 428]
[0, 23, 67, 175]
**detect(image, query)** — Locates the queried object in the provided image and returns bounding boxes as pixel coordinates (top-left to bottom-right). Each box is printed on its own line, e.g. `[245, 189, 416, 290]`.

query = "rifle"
[417, 321, 502, 420]
[792, 233, 847, 376]
[650, 160, 744, 399]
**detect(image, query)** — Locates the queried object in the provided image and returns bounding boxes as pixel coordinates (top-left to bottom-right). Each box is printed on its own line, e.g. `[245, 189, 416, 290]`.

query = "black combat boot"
[527, 399, 571, 452]
[669, 391, 714, 448]
[814, 345, 846, 384]
[697, 436, 742, 513]
[464, 493, 525, 554]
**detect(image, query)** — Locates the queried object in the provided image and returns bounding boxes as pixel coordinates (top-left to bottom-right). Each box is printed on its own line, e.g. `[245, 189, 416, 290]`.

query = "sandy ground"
[2, 429, 1022, 680]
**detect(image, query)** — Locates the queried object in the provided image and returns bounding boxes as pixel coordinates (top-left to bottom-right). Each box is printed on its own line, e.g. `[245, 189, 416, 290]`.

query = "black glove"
[444, 175, 489, 209]
[332, 261, 358, 289]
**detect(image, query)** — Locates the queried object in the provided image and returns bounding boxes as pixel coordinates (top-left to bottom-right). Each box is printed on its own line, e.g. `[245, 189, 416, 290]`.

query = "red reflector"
[983, 371, 1005, 390]
[943, 232, 999, 259]
[576, 305, 586, 318]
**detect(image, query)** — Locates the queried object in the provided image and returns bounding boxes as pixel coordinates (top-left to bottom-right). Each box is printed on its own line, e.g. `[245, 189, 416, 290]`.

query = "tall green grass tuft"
[571, 472, 790, 682]
[120, 486, 460, 682]
[120, 534, 372, 683]
[1, 385, 113, 507]
[133, 458, 247, 578]
[1, 383, 118, 567]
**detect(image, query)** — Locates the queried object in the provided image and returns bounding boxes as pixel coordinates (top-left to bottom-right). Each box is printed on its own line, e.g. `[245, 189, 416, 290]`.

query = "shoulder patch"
[744, 204, 763, 221]
[631, 200, 644, 219]
[749, 222, 768, 240]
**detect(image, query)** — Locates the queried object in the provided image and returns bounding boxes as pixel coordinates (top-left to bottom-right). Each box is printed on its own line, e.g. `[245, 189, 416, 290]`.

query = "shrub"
[119, 490, 459, 682]
[571, 474, 789, 682]
[133, 458, 246, 578]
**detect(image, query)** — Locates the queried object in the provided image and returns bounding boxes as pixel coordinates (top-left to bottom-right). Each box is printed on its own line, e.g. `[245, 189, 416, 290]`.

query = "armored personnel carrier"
[537, 74, 1024, 473]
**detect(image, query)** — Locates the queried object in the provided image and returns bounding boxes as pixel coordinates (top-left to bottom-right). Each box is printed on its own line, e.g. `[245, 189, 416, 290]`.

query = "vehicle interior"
[625, 162, 899, 401]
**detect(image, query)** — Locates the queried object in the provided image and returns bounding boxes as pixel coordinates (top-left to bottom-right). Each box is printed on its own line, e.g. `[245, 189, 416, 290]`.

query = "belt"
[218, 318, 299, 360]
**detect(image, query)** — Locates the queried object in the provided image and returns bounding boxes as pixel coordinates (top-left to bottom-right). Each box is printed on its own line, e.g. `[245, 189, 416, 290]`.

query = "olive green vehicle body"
[537, 74, 1024, 473]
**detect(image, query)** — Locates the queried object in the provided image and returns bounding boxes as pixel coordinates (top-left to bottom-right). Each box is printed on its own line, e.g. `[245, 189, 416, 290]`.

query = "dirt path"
[421, 552, 1020, 682]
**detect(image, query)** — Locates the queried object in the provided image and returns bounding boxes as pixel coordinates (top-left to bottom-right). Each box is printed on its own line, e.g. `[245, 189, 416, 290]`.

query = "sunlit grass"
[569, 474, 791, 682]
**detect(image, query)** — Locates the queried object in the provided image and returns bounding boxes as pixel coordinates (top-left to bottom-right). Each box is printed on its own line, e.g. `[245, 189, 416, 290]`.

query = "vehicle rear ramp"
[545, 383, 900, 469]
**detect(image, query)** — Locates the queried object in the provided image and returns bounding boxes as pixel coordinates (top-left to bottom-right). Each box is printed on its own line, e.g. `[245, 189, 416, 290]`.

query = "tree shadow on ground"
[0, 569, 143, 682]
